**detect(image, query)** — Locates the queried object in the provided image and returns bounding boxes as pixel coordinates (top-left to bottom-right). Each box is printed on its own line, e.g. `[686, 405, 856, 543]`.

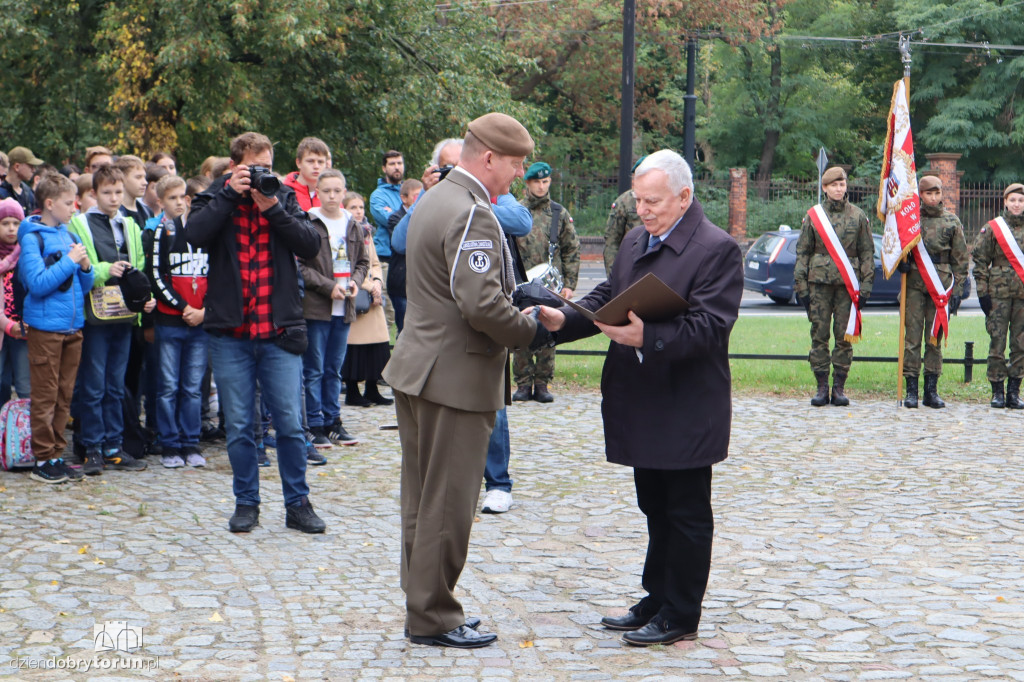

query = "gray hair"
[431, 138, 463, 166]
[634, 149, 693, 195]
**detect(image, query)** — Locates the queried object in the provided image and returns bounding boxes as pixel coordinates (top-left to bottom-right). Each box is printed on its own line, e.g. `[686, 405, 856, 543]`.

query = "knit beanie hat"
[0, 198, 24, 223]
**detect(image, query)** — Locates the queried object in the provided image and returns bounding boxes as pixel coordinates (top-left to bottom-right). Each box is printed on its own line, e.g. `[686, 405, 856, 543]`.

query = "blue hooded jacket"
[369, 178, 403, 259]
[17, 215, 94, 333]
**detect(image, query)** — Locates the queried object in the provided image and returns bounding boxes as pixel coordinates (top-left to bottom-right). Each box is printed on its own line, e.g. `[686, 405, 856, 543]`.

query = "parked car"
[743, 228, 902, 305]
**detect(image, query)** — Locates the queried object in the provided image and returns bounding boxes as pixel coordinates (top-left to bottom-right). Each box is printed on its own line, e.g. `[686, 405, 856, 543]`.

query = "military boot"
[903, 375, 919, 409]
[922, 374, 945, 409]
[991, 381, 1006, 409]
[830, 373, 850, 407]
[810, 372, 830, 407]
[533, 383, 554, 403]
[512, 384, 532, 402]
[1007, 377, 1024, 409]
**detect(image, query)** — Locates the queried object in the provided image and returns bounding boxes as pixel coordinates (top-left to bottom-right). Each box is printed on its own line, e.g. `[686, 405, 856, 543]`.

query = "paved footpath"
[2, 392, 1024, 681]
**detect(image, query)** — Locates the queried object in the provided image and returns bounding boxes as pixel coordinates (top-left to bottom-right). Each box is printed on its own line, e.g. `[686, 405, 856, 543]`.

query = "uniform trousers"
[633, 465, 713, 632]
[985, 296, 1024, 381]
[903, 286, 943, 377]
[395, 389, 494, 636]
[808, 282, 854, 375]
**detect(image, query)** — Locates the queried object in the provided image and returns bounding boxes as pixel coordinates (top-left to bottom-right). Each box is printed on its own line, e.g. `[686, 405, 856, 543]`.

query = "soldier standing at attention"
[512, 162, 580, 403]
[896, 175, 968, 408]
[972, 183, 1024, 409]
[603, 156, 646, 276]
[793, 167, 874, 407]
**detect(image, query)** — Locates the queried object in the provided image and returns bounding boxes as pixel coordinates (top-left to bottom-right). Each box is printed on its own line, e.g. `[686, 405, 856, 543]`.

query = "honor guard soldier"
[512, 161, 580, 403]
[972, 182, 1024, 408]
[602, 156, 646, 276]
[896, 175, 968, 408]
[793, 167, 874, 406]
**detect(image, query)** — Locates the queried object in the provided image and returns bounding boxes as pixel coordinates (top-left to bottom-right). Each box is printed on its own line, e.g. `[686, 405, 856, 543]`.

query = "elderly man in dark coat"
[536, 149, 743, 646]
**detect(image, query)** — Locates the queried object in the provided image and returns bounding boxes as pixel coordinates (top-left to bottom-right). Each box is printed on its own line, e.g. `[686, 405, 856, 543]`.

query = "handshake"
[513, 283, 562, 351]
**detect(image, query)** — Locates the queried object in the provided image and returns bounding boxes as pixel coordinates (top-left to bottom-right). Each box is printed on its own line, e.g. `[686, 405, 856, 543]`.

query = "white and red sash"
[910, 242, 953, 346]
[807, 204, 862, 342]
[989, 216, 1024, 287]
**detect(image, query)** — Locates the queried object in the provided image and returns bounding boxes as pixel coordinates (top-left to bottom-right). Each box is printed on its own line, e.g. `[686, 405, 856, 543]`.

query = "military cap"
[918, 175, 942, 192]
[467, 113, 534, 157]
[821, 166, 847, 187]
[524, 162, 551, 180]
[630, 155, 648, 174]
[1005, 183, 1024, 200]
[7, 146, 43, 166]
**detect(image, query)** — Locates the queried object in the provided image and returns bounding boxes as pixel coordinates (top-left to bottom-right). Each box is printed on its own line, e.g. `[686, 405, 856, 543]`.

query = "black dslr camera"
[434, 165, 455, 182]
[249, 166, 280, 195]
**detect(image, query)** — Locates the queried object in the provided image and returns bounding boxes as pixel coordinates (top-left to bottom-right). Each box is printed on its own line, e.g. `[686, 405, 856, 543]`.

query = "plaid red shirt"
[228, 202, 277, 339]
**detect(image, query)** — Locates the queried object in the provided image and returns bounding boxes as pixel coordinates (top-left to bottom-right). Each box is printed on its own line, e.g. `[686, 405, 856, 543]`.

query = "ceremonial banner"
[877, 79, 922, 278]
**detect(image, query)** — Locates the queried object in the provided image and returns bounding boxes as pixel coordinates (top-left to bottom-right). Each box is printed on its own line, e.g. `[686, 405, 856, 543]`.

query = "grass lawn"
[553, 313, 994, 402]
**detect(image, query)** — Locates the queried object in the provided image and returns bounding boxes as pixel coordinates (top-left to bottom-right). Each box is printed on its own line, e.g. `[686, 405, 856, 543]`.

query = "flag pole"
[896, 36, 912, 406]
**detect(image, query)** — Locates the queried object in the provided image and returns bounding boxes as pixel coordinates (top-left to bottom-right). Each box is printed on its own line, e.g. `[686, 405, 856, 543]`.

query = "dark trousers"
[633, 465, 714, 632]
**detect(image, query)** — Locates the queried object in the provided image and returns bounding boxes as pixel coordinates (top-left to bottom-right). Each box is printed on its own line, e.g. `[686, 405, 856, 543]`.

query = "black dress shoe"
[285, 497, 326, 534]
[404, 616, 481, 637]
[621, 616, 697, 647]
[409, 625, 496, 648]
[601, 607, 654, 631]
[228, 504, 260, 533]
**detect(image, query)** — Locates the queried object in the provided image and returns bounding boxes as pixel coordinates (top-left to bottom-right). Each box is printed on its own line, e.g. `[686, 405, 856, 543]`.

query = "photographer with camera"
[186, 132, 324, 535]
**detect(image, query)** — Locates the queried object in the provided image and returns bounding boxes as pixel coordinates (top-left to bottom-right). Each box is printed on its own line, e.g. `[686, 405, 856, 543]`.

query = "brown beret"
[821, 166, 847, 187]
[1005, 183, 1024, 200]
[919, 175, 942, 192]
[467, 113, 534, 157]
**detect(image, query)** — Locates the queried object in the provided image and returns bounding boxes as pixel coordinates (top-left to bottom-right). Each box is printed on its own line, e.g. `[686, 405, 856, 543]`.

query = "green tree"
[892, 0, 1024, 181]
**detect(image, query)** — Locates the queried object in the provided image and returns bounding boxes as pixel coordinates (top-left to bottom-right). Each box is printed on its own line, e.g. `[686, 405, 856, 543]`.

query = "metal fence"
[960, 182, 1005, 245]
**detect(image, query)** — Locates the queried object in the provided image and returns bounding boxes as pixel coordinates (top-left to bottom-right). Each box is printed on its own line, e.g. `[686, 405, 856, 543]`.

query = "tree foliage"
[0, 0, 1019, 188]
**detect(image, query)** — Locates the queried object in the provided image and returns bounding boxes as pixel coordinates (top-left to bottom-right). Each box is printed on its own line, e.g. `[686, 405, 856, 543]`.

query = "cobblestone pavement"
[2, 391, 1024, 681]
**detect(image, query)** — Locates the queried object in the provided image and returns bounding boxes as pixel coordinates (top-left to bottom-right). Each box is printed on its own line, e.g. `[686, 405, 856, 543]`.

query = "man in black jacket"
[186, 132, 324, 534]
[535, 149, 743, 647]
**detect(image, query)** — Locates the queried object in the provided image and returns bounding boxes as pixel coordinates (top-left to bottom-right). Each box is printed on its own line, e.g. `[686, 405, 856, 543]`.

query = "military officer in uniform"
[382, 113, 550, 649]
[603, 156, 646, 275]
[896, 175, 968, 408]
[512, 161, 580, 403]
[972, 182, 1024, 409]
[793, 167, 874, 406]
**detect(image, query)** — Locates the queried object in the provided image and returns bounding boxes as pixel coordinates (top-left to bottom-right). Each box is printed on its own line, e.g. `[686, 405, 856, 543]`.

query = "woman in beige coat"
[341, 193, 392, 406]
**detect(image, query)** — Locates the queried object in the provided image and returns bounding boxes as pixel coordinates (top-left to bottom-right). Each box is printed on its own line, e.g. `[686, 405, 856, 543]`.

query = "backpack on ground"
[0, 399, 34, 470]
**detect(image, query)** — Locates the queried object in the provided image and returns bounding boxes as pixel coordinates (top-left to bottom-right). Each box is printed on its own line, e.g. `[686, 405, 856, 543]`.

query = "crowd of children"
[0, 138, 388, 484]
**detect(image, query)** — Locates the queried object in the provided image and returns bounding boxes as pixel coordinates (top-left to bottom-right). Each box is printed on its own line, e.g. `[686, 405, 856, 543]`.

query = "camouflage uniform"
[793, 197, 874, 376]
[603, 190, 642, 276]
[972, 209, 1024, 382]
[513, 191, 580, 386]
[903, 202, 969, 377]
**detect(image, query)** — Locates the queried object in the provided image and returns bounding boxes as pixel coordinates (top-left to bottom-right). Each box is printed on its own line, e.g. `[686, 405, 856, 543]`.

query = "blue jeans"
[303, 316, 350, 428]
[483, 407, 512, 492]
[0, 336, 29, 406]
[392, 296, 407, 334]
[76, 323, 133, 449]
[208, 335, 308, 507]
[155, 324, 208, 449]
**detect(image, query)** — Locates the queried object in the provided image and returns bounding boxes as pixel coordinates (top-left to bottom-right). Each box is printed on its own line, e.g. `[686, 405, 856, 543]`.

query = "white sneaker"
[162, 455, 185, 468]
[186, 453, 207, 468]
[481, 489, 512, 514]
